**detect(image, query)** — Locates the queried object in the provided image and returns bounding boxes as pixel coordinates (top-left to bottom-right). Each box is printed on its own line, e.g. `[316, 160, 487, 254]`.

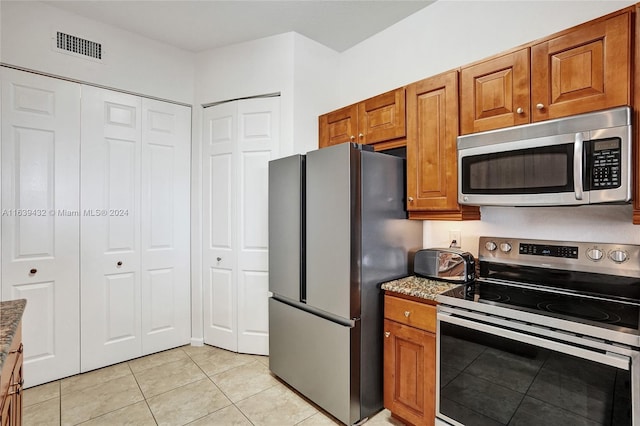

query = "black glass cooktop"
[443, 262, 640, 334]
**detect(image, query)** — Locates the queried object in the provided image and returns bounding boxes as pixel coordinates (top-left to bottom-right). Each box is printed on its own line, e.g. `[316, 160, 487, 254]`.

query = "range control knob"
[609, 250, 628, 263]
[586, 248, 604, 261]
[485, 241, 497, 251]
[499, 242, 512, 253]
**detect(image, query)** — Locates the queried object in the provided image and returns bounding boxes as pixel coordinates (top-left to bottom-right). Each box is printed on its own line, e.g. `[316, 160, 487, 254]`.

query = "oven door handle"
[438, 312, 630, 370]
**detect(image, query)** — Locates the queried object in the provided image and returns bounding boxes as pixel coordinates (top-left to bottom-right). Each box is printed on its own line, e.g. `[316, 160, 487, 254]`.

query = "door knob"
[29, 268, 37, 274]
[216, 257, 222, 262]
[117, 261, 123, 266]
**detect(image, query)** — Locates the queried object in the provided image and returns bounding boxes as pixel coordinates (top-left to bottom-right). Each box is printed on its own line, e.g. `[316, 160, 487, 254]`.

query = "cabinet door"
[140, 99, 191, 354]
[531, 12, 630, 122]
[80, 87, 143, 371]
[358, 88, 406, 144]
[460, 49, 530, 134]
[383, 319, 435, 426]
[319, 104, 358, 148]
[1, 68, 81, 387]
[406, 71, 480, 220]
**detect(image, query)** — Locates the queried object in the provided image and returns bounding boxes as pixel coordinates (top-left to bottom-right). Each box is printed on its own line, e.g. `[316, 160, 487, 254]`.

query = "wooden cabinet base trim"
[409, 208, 481, 221]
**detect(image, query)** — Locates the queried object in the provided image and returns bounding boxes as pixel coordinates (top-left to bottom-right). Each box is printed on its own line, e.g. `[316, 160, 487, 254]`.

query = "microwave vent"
[55, 32, 102, 61]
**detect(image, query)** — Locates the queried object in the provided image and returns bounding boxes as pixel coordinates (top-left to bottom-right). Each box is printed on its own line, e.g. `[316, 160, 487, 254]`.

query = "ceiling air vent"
[55, 32, 102, 61]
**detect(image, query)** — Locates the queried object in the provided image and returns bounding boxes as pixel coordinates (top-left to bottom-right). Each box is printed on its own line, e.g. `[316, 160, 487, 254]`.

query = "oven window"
[462, 143, 574, 194]
[438, 322, 632, 425]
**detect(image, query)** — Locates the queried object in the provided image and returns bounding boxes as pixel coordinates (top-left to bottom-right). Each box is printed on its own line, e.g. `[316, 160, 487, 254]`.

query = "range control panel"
[478, 236, 640, 277]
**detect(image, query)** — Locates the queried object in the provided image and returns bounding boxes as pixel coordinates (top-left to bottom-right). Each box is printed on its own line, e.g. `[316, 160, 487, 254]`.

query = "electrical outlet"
[449, 230, 461, 248]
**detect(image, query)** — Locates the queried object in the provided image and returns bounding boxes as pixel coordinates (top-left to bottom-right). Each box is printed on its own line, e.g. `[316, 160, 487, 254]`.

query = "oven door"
[436, 310, 638, 426]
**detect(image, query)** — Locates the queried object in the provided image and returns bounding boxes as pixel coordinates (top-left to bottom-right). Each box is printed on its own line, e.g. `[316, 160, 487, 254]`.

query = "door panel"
[140, 99, 190, 353]
[236, 98, 278, 354]
[81, 86, 142, 371]
[203, 102, 238, 351]
[1, 68, 81, 387]
[305, 143, 353, 320]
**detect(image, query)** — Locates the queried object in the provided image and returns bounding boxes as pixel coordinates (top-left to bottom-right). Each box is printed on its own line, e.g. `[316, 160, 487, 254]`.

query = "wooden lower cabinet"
[383, 295, 436, 425]
[0, 322, 23, 426]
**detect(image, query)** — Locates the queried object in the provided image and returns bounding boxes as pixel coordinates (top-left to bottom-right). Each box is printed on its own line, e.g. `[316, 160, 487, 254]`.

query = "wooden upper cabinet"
[460, 49, 530, 134]
[318, 104, 358, 148]
[461, 10, 631, 135]
[406, 71, 480, 220]
[531, 12, 630, 122]
[319, 88, 406, 148]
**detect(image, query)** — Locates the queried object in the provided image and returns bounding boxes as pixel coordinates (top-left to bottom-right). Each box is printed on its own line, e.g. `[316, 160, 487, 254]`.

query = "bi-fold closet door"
[80, 86, 191, 372]
[1, 67, 81, 387]
[0, 68, 191, 386]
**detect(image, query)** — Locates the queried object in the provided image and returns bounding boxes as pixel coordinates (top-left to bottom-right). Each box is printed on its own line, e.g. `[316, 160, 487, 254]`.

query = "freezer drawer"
[269, 298, 360, 425]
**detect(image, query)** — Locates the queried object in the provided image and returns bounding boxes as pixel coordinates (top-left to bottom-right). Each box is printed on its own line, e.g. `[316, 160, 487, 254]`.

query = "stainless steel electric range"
[436, 236, 640, 426]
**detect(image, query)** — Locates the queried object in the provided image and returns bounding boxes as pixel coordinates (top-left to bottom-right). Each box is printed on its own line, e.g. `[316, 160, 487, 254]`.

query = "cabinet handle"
[384, 331, 391, 338]
[404, 311, 411, 318]
[29, 268, 37, 275]
[516, 107, 524, 114]
[536, 103, 545, 110]
[117, 261, 123, 266]
[408, 197, 414, 202]
[350, 135, 355, 142]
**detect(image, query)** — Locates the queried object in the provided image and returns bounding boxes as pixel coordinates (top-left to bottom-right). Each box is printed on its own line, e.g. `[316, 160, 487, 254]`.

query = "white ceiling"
[44, 0, 434, 53]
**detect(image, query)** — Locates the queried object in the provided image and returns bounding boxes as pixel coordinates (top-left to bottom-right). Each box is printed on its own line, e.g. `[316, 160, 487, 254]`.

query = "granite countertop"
[381, 275, 459, 301]
[0, 299, 26, 370]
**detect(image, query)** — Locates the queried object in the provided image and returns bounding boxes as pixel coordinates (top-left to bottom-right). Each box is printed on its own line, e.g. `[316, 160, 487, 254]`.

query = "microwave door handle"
[573, 133, 584, 200]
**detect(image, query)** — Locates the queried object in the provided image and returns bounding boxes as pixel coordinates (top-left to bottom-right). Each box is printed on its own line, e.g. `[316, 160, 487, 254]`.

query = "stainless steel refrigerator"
[268, 143, 423, 425]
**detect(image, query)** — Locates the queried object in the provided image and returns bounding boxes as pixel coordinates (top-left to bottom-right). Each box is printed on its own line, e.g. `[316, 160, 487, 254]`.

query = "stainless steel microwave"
[457, 106, 632, 207]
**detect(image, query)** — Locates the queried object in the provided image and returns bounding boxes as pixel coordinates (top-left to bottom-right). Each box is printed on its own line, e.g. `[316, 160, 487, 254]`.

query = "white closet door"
[203, 101, 238, 352]
[141, 99, 191, 353]
[0, 68, 80, 387]
[80, 86, 142, 372]
[236, 98, 278, 355]
[203, 97, 278, 355]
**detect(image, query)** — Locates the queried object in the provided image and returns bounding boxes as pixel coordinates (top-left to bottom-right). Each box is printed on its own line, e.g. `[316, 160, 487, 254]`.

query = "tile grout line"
[127, 357, 160, 426]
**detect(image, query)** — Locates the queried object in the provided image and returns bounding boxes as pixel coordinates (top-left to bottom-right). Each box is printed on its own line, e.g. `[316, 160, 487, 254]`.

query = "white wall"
[335, 0, 640, 250]
[0, 1, 195, 104]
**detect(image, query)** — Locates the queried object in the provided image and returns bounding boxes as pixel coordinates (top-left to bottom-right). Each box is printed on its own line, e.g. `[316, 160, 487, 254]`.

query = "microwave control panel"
[590, 138, 621, 189]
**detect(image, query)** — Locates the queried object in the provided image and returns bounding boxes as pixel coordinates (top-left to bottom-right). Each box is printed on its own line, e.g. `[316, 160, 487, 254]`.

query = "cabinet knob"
[117, 261, 123, 266]
[358, 133, 364, 139]
[516, 107, 524, 114]
[384, 331, 391, 338]
[536, 103, 545, 110]
[350, 135, 355, 142]
[408, 197, 414, 202]
[404, 311, 411, 318]
[29, 268, 37, 275]
[217, 257, 222, 262]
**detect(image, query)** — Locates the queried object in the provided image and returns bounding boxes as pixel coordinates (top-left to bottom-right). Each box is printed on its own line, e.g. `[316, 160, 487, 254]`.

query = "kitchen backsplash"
[423, 204, 638, 256]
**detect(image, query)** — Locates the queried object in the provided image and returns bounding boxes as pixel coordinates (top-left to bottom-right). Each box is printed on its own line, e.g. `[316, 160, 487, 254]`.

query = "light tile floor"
[22, 345, 405, 426]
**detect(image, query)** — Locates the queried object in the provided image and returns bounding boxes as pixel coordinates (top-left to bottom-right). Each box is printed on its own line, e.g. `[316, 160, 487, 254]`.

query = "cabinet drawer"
[384, 295, 436, 332]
